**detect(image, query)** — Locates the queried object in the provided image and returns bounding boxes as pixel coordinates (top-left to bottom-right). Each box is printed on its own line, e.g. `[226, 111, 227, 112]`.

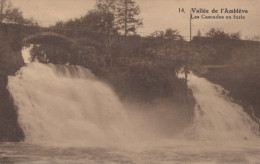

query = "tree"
[206, 28, 230, 39]
[206, 28, 241, 40]
[4, 7, 24, 24]
[83, 10, 117, 47]
[164, 28, 184, 40]
[54, 21, 64, 29]
[0, 0, 33, 25]
[0, 0, 10, 23]
[115, 0, 142, 37]
[229, 32, 241, 40]
[96, 0, 117, 13]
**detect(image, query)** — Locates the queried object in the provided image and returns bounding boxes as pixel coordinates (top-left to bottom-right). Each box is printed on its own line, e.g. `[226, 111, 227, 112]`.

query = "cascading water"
[6, 59, 260, 163]
[184, 72, 259, 141]
[8, 63, 259, 146]
[8, 63, 134, 146]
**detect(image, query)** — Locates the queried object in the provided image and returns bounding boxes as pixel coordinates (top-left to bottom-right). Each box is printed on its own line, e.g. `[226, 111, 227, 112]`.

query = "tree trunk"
[124, 0, 127, 40]
[0, 0, 4, 23]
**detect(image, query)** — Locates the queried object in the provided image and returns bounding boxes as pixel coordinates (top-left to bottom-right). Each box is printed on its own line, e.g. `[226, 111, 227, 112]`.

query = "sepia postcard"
[0, 0, 259, 163]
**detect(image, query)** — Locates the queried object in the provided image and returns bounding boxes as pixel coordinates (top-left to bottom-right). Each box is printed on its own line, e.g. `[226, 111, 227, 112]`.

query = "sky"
[11, 0, 260, 39]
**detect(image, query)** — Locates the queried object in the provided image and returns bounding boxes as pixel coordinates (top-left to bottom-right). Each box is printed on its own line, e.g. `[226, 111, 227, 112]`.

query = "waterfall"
[7, 62, 259, 147]
[8, 63, 133, 146]
[186, 72, 259, 141]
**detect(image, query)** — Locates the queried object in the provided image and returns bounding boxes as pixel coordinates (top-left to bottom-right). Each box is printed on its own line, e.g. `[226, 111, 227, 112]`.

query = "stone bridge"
[1, 23, 75, 47]
[23, 31, 75, 47]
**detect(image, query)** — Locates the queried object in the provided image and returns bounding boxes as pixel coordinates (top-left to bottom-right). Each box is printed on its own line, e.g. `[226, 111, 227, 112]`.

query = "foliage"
[164, 28, 184, 41]
[206, 28, 241, 40]
[0, 0, 10, 23]
[105, 57, 188, 102]
[4, 8, 24, 24]
[229, 32, 241, 40]
[0, 0, 38, 25]
[96, 0, 143, 36]
[115, 0, 143, 36]
[30, 45, 70, 64]
[52, 9, 117, 46]
[96, 0, 117, 13]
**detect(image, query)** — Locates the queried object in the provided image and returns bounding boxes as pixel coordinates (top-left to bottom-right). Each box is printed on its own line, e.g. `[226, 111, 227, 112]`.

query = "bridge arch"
[23, 32, 75, 47]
